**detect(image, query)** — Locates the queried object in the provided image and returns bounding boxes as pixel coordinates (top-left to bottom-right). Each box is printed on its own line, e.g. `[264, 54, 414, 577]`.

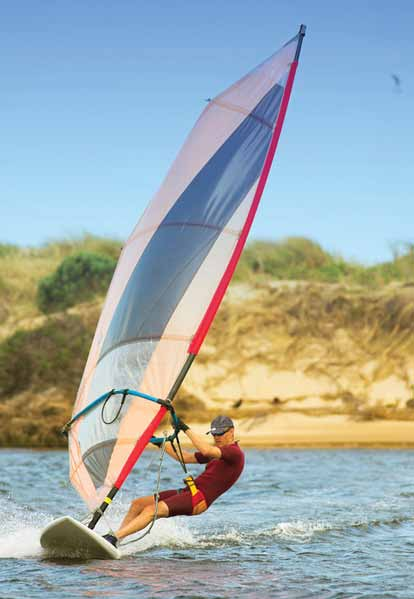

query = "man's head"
[207, 415, 235, 447]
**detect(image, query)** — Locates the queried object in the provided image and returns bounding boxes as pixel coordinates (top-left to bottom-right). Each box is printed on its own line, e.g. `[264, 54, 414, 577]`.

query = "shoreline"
[3, 413, 414, 450]
[2, 442, 414, 450]
[181, 413, 414, 450]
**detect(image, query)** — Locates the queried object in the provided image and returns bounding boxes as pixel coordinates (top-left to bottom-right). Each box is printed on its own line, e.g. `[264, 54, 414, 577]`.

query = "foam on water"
[3, 489, 409, 562]
[1, 525, 44, 559]
[0, 495, 196, 560]
[187, 510, 414, 550]
[90, 498, 196, 555]
[269, 519, 334, 540]
[0, 496, 50, 558]
[191, 520, 336, 549]
[120, 518, 196, 555]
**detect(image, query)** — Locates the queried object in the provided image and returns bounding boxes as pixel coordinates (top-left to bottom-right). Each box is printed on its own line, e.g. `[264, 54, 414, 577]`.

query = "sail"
[69, 27, 306, 511]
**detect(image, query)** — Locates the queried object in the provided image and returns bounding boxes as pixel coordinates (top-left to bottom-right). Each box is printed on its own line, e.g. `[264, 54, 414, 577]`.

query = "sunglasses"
[211, 428, 230, 437]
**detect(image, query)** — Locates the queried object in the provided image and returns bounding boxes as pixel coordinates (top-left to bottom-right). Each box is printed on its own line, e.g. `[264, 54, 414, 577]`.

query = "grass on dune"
[0, 235, 122, 329]
[234, 237, 414, 287]
[1, 234, 414, 335]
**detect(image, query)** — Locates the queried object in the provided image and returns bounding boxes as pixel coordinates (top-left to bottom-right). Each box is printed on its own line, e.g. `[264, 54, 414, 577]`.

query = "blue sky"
[1, 1, 412, 264]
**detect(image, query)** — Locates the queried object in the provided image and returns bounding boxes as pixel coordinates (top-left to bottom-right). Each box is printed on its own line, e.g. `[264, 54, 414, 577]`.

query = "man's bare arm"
[163, 441, 199, 464]
[184, 429, 221, 459]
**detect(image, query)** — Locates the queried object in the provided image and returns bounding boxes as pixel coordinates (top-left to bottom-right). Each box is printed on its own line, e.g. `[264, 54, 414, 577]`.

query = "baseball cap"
[207, 415, 234, 435]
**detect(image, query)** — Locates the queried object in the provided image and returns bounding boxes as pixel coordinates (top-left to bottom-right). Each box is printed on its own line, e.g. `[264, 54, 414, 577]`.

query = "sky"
[1, 1, 413, 264]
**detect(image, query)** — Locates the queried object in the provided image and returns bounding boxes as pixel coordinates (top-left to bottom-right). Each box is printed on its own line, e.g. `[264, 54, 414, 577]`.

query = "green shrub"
[37, 251, 116, 313]
[234, 237, 414, 287]
[0, 314, 92, 397]
[317, 261, 347, 283]
[236, 237, 342, 281]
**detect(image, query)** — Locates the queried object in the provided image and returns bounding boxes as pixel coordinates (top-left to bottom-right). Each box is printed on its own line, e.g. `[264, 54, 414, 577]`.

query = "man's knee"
[139, 504, 165, 522]
[130, 497, 144, 511]
[141, 505, 155, 517]
[130, 495, 154, 511]
[155, 500, 169, 518]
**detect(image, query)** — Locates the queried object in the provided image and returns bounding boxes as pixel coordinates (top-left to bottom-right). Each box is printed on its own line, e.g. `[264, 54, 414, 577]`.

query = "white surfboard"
[40, 516, 121, 560]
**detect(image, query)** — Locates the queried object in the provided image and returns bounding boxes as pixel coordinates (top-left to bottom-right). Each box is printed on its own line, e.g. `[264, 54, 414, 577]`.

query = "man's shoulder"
[235, 442, 244, 451]
[220, 442, 244, 462]
[228, 442, 243, 452]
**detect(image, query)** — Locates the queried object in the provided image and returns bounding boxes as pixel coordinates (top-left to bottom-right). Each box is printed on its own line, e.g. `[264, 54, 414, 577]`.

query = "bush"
[234, 237, 414, 287]
[317, 261, 348, 282]
[236, 237, 341, 282]
[37, 251, 116, 313]
[0, 314, 92, 397]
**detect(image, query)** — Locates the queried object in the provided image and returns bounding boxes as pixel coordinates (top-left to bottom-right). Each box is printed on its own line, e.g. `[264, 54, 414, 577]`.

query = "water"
[1, 449, 414, 598]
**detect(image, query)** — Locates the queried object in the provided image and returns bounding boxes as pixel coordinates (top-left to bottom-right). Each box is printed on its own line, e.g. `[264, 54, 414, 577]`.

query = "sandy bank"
[178, 413, 414, 448]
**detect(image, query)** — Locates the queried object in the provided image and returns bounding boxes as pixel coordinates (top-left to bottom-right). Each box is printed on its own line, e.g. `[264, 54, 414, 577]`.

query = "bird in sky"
[391, 73, 402, 93]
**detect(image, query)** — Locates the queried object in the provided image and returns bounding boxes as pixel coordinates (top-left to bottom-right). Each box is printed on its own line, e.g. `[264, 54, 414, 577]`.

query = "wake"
[0, 496, 50, 558]
[0, 496, 195, 559]
[1, 494, 411, 559]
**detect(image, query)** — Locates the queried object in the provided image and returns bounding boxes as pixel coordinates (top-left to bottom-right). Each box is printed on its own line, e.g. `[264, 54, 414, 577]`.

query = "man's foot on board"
[102, 533, 119, 548]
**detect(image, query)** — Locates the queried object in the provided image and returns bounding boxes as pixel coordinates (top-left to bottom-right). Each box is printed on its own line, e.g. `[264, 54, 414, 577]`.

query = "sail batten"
[69, 27, 306, 512]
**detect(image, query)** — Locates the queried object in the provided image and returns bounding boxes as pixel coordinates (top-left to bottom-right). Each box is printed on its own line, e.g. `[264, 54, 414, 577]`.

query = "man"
[103, 415, 245, 547]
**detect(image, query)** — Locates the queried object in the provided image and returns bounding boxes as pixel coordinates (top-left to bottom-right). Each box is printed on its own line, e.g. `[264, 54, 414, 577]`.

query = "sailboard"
[40, 516, 121, 559]
[40, 25, 306, 559]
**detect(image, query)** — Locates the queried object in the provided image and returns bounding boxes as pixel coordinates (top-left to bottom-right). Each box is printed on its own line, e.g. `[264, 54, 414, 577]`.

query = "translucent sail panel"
[69, 34, 299, 509]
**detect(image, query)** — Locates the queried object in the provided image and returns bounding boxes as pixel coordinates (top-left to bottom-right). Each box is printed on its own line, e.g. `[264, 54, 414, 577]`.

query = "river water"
[1, 448, 414, 598]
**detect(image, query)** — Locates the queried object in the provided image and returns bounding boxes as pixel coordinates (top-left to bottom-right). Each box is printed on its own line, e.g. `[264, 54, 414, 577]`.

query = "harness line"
[120, 433, 169, 547]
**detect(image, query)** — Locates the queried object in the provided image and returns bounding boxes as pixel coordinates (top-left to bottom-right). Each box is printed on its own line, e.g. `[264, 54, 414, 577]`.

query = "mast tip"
[299, 24, 306, 36]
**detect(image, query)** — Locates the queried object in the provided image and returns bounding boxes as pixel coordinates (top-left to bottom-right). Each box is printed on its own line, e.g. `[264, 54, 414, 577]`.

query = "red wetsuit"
[159, 443, 245, 517]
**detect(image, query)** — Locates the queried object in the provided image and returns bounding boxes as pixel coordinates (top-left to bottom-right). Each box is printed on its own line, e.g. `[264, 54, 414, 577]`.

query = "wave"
[192, 521, 332, 547]
[1, 492, 413, 559]
[191, 512, 414, 548]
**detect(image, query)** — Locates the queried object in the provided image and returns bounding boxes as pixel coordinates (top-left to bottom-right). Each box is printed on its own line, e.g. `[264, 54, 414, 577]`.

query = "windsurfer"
[103, 415, 245, 547]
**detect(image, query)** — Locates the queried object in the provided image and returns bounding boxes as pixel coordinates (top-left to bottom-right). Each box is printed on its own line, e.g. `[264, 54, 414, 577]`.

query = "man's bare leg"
[118, 495, 155, 529]
[116, 500, 169, 540]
